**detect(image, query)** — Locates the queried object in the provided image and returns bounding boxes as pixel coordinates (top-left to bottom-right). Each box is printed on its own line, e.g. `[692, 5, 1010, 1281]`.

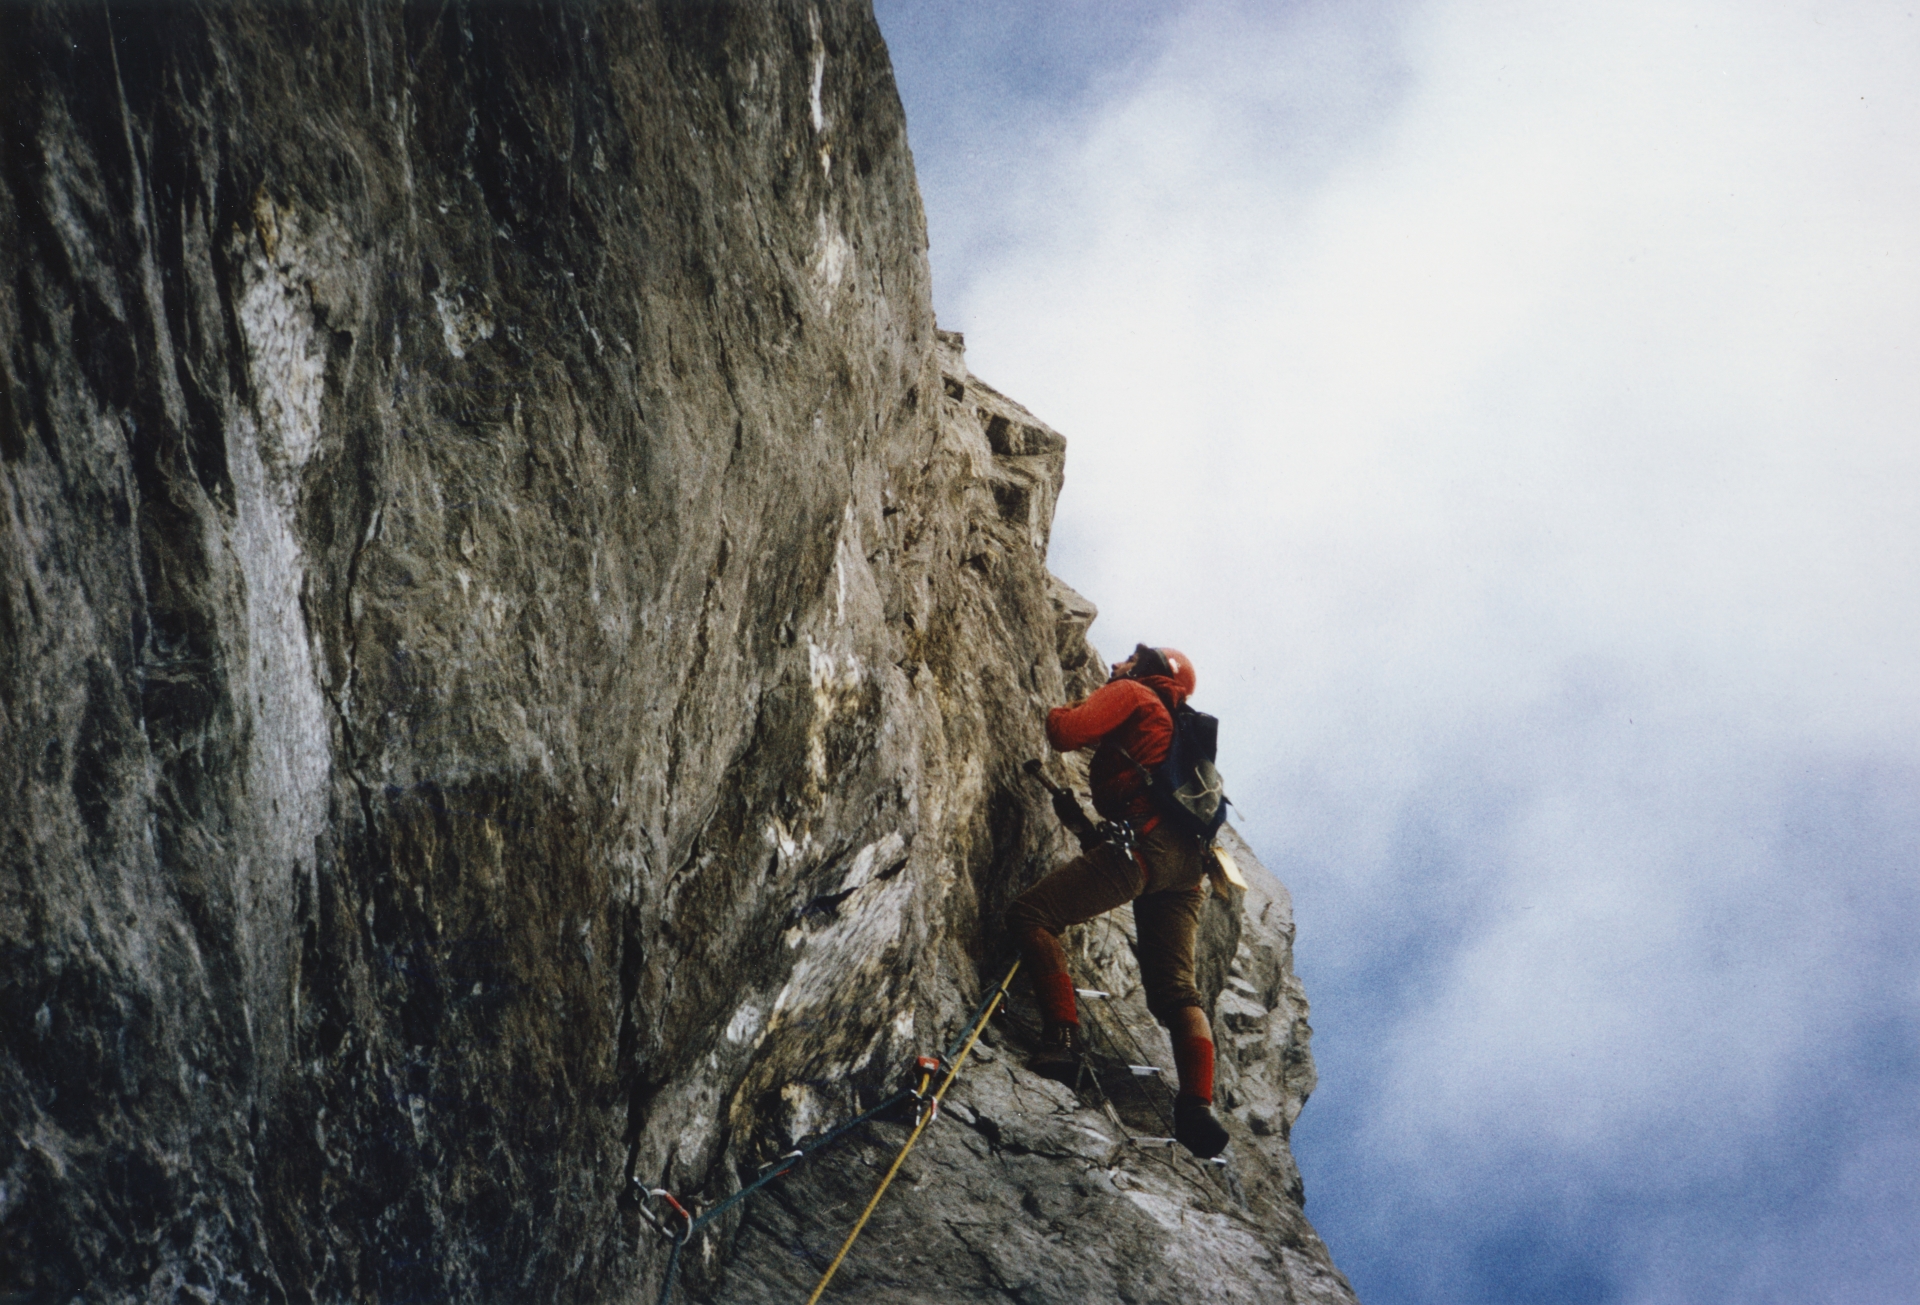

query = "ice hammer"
[1022, 759, 1102, 851]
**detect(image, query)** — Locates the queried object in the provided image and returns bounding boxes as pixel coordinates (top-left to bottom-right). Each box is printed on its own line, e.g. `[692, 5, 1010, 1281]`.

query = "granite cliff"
[0, 4, 1358, 1301]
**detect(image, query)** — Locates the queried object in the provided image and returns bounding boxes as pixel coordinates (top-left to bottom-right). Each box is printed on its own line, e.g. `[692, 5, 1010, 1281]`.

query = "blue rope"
[649, 962, 1016, 1303]
[649, 1093, 910, 1304]
[688, 1087, 914, 1234]
[655, 1229, 684, 1305]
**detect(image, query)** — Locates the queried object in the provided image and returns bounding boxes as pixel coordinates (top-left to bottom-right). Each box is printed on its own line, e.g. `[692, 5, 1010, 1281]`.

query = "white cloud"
[946, 0, 1920, 831]
[911, 0, 1920, 1297]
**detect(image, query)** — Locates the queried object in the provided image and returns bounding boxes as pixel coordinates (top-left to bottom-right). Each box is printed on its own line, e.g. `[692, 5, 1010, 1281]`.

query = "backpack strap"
[1111, 691, 1176, 781]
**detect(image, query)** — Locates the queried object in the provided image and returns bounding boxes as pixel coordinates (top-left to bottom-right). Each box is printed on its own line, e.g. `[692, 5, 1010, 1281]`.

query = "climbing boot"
[1025, 1023, 1087, 1088]
[1174, 1095, 1230, 1159]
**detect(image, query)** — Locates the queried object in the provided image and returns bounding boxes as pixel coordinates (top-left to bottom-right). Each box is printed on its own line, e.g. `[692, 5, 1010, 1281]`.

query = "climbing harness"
[644, 960, 1020, 1304]
[803, 959, 1020, 1303]
[1020, 761, 1163, 878]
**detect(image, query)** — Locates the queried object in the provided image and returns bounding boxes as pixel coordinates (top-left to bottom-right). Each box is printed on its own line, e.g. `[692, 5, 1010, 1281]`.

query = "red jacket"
[1046, 674, 1190, 827]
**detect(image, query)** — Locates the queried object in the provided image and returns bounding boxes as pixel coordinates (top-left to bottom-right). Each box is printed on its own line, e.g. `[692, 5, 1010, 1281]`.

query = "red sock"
[1035, 972, 1079, 1028]
[1174, 1035, 1215, 1104]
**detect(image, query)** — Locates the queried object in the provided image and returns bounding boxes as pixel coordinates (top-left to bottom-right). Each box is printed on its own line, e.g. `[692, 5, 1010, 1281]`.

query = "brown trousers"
[1006, 823, 1209, 1024]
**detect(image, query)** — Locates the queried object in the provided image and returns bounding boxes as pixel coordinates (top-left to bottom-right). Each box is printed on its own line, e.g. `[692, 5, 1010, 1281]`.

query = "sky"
[872, 3, 1920, 1303]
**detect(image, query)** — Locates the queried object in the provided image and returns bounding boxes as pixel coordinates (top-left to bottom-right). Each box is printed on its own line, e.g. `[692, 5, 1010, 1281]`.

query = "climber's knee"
[1145, 988, 1205, 1028]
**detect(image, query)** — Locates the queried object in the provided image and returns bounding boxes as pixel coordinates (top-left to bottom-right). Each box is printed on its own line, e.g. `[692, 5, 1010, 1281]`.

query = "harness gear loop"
[1097, 817, 1138, 856]
[803, 960, 1020, 1305]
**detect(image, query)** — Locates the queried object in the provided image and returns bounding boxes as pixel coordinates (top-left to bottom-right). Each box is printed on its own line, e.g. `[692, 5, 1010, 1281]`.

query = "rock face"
[0, 4, 1357, 1303]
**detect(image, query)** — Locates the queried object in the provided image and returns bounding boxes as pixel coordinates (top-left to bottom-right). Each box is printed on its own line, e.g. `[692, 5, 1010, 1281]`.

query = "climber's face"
[1111, 643, 1165, 682]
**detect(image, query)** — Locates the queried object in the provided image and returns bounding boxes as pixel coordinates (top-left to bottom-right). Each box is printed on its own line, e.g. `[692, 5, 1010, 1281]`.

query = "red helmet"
[1154, 646, 1197, 698]
[1129, 643, 1197, 700]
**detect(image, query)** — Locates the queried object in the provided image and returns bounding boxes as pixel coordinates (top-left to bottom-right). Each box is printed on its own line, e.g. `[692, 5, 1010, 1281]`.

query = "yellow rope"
[803, 960, 1020, 1304]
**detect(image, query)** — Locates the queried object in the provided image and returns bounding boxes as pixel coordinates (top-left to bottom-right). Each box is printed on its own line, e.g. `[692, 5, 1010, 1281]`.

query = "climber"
[1007, 644, 1231, 1160]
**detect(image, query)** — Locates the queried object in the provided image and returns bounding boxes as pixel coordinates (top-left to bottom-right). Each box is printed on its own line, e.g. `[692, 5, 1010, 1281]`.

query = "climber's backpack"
[1130, 704, 1230, 842]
